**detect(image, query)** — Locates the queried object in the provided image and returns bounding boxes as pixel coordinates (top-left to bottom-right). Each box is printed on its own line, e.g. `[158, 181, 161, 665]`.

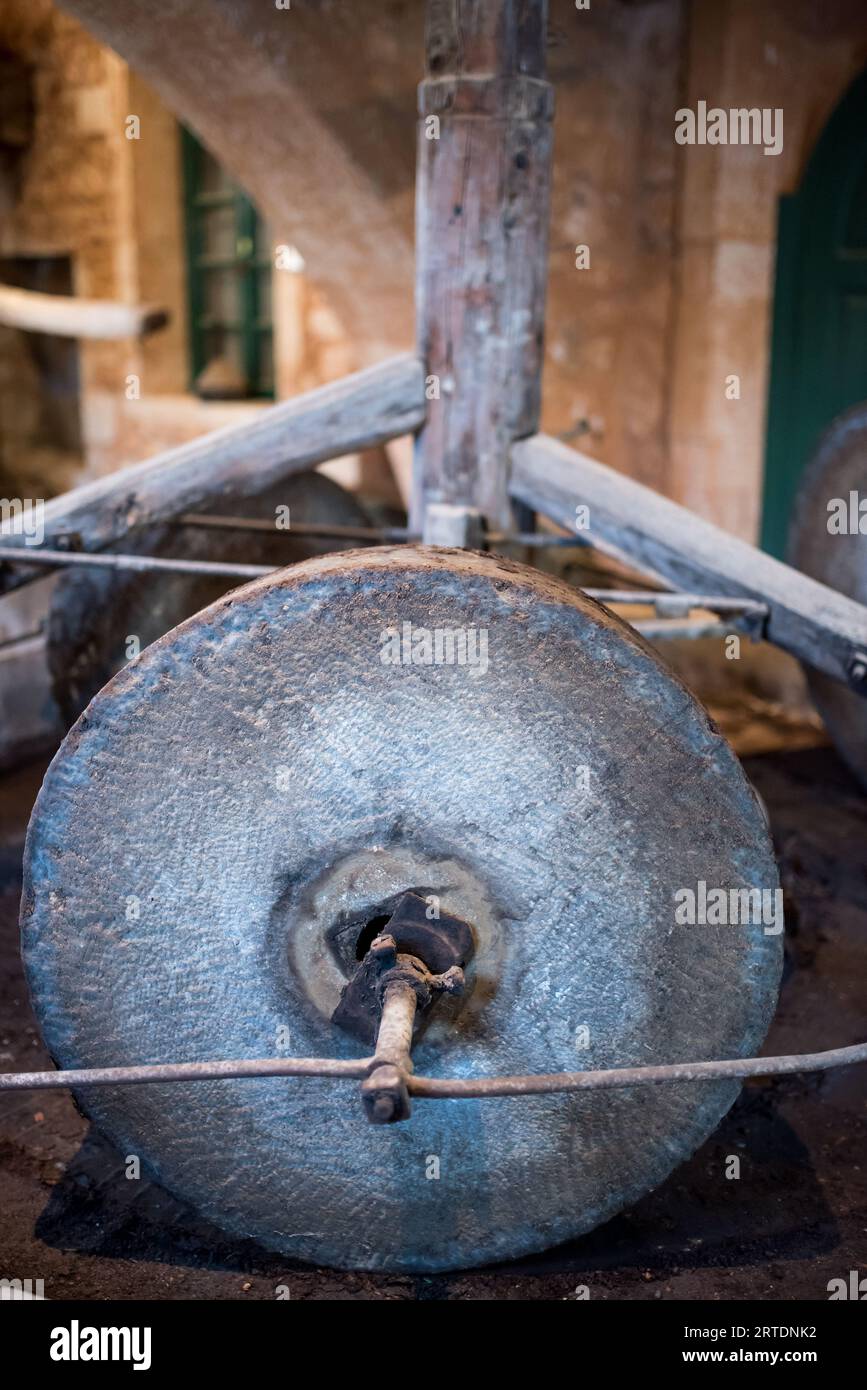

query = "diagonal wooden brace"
[511, 433, 867, 691]
[0, 354, 427, 596]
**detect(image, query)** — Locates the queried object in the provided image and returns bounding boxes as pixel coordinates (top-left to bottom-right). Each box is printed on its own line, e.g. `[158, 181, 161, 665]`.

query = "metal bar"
[372, 983, 417, 1071]
[585, 589, 769, 641]
[511, 433, 867, 691]
[180, 513, 582, 548]
[631, 618, 731, 641]
[583, 590, 769, 616]
[408, 1037, 867, 1098]
[361, 981, 418, 1123]
[492, 532, 580, 548]
[0, 548, 275, 581]
[0, 532, 599, 580]
[180, 514, 414, 543]
[0, 1056, 370, 1091]
[1, 1036, 864, 1095]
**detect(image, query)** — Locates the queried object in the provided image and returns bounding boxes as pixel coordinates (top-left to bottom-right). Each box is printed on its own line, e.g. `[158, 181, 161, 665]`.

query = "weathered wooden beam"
[425, 0, 547, 77]
[411, 0, 554, 531]
[0, 284, 168, 339]
[0, 354, 427, 594]
[511, 433, 867, 688]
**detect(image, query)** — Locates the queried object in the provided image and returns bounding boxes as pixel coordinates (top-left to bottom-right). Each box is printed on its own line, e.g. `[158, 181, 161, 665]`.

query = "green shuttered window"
[181, 126, 274, 400]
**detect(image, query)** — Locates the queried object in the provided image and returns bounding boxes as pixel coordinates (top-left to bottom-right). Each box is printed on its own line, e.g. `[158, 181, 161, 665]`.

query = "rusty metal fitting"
[331, 891, 472, 1046]
[361, 981, 418, 1125]
[333, 896, 470, 1125]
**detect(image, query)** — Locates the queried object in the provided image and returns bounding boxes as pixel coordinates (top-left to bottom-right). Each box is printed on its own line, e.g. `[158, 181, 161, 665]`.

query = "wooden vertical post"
[411, 0, 554, 535]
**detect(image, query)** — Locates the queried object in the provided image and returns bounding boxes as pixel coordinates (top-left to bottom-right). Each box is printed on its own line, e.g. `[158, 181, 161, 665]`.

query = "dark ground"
[1, 746, 865, 1301]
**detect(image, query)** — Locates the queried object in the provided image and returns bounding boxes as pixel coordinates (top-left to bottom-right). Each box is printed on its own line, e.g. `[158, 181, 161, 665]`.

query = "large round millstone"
[46, 469, 369, 725]
[789, 404, 867, 788]
[22, 547, 782, 1272]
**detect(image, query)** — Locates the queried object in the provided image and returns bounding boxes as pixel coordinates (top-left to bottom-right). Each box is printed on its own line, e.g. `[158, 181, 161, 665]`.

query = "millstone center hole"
[324, 888, 437, 978]
[354, 913, 392, 960]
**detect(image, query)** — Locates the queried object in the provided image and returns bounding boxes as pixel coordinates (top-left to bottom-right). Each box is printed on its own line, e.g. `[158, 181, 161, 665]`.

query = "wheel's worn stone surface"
[22, 548, 782, 1272]
[47, 470, 368, 726]
[789, 404, 867, 788]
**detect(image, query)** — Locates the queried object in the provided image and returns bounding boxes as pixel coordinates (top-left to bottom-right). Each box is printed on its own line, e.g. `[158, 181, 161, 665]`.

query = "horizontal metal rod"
[492, 532, 579, 548]
[408, 1037, 867, 1098]
[2, 1037, 865, 1095]
[583, 589, 768, 616]
[632, 618, 731, 642]
[0, 547, 275, 580]
[0, 1056, 371, 1091]
[0, 531, 596, 580]
[180, 514, 414, 543]
[180, 513, 578, 548]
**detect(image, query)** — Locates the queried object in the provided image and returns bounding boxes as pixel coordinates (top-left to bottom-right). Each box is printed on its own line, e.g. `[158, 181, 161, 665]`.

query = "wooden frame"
[2, 0, 867, 699]
[511, 434, 867, 688]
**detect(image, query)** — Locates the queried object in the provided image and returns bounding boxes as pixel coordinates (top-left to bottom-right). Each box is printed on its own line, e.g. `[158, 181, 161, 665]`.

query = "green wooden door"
[181, 127, 274, 399]
[763, 68, 867, 557]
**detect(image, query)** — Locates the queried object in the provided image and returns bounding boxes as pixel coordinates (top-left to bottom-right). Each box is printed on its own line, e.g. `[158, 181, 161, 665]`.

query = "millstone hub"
[331, 892, 474, 1047]
[21, 546, 782, 1272]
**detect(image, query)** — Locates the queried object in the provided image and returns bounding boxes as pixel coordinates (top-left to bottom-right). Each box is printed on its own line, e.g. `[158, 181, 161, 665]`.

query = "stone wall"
[668, 0, 867, 538]
[0, 1, 124, 495]
[0, 0, 358, 501]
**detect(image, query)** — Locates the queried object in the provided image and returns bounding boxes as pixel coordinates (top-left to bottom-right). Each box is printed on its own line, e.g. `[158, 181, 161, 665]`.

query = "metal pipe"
[0, 547, 275, 581]
[180, 514, 578, 548]
[179, 514, 415, 543]
[1, 1035, 864, 1096]
[0, 534, 598, 582]
[361, 981, 418, 1123]
[373, 982, 418, 1072]
[408, 1037, 867, 1099]
[583, 589, 768, 616]
[492, 532, 580, 548]
[632, 618, 731, 641]
[0, 1055, 370, 1091]
[0, 550, 771, 618]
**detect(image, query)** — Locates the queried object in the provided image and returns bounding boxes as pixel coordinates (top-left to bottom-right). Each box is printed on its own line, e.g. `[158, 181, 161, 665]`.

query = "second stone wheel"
[22, 547, 782, 1271]
[789, 404, 867, 789]
[46, 469, 370, 725]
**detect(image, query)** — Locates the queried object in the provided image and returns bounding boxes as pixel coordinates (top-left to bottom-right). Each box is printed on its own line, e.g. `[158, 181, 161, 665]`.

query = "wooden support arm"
[0, 354, 427, 595]
[0, 284, 168, 339]
[510, 432, 867, 689]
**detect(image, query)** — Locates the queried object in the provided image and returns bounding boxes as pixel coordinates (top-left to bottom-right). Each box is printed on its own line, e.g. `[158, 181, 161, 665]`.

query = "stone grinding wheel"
[788, 404, 867, 789]
[22, 547, 782, 1272]
[46, 469, 369, 726]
